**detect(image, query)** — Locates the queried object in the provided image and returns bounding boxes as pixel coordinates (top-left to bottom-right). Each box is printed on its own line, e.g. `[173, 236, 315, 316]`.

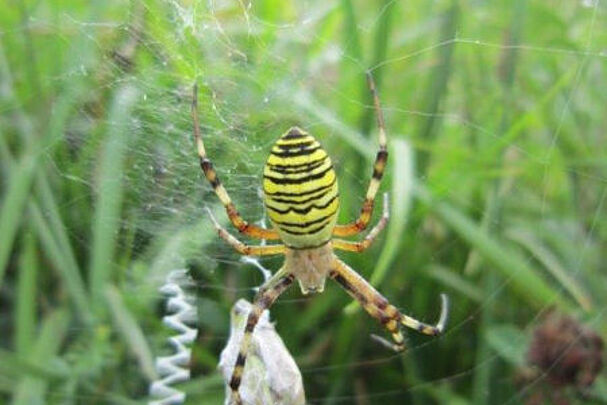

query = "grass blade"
[414, 183, 565, 309]
[12, 308, 70, 405]
[505, 227, 592, 311]
[105, 285, 157, 381]
[426, 265, 484, 303]
[0, 153, 36, 286]
[15, 232, 37, 355]
[0, 349, 68, 381]
[29, 204, 91, 322]
[416, 1, 459, 172]
[89, 85, 138, 305]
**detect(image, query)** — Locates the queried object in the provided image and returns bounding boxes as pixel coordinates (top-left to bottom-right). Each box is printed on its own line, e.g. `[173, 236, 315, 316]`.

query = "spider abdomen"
[263, 127, 339, 248]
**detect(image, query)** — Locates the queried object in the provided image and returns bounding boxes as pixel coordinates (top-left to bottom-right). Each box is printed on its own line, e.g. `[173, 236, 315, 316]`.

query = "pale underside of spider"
[191, 73, 449, 405]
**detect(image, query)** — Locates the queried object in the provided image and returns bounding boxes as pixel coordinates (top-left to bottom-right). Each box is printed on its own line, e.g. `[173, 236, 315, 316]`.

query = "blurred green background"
[1, 0, 606, 404]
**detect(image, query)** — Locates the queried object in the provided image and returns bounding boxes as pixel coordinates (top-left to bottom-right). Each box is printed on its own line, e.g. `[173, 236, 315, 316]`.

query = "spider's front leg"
[227, 269, 295, 405]
[333, 72, 388, 237]
[192, 84, 280, 240]
[330, 259, 448, 352]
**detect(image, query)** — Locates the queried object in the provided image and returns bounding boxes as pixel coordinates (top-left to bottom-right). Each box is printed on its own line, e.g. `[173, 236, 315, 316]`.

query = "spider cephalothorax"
[192, 73, 449, 405]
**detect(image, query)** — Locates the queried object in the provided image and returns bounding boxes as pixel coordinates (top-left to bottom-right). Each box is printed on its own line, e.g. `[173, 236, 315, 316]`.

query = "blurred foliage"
[1, 0, 606, 404]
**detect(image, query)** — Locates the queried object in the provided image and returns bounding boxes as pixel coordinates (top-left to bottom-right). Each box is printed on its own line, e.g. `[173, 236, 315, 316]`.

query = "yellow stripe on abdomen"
[263, 127, 339, 248]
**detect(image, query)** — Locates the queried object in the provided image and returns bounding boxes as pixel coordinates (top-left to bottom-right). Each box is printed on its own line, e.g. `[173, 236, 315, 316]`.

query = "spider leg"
[192, 84, 280, 240]
[206, 208, 285, 256]
[332, 193, 389, 253]
[330, 259, 448, 352]
[333, 72, 388, 237]
[228, 268, 295, 405]
[402, 293, 449, 335]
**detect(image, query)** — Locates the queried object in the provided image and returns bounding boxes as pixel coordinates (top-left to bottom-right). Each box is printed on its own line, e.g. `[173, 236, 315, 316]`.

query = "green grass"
[1, 1, 607, 404]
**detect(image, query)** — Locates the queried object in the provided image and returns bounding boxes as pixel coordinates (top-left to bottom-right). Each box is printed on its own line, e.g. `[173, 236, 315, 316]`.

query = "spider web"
[12, 0, 607, 403]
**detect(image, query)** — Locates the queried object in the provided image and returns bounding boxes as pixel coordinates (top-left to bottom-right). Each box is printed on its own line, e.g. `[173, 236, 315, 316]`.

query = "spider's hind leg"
[227, 268, 295, 405]
[330, 259, 448, 352]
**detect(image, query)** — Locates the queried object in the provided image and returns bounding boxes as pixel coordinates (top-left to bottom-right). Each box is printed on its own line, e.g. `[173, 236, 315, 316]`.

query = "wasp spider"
[192, 73, 449, 405]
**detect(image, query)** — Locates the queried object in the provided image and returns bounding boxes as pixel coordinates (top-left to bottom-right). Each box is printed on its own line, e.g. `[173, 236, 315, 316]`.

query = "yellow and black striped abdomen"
[263, 127, 339, 248]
